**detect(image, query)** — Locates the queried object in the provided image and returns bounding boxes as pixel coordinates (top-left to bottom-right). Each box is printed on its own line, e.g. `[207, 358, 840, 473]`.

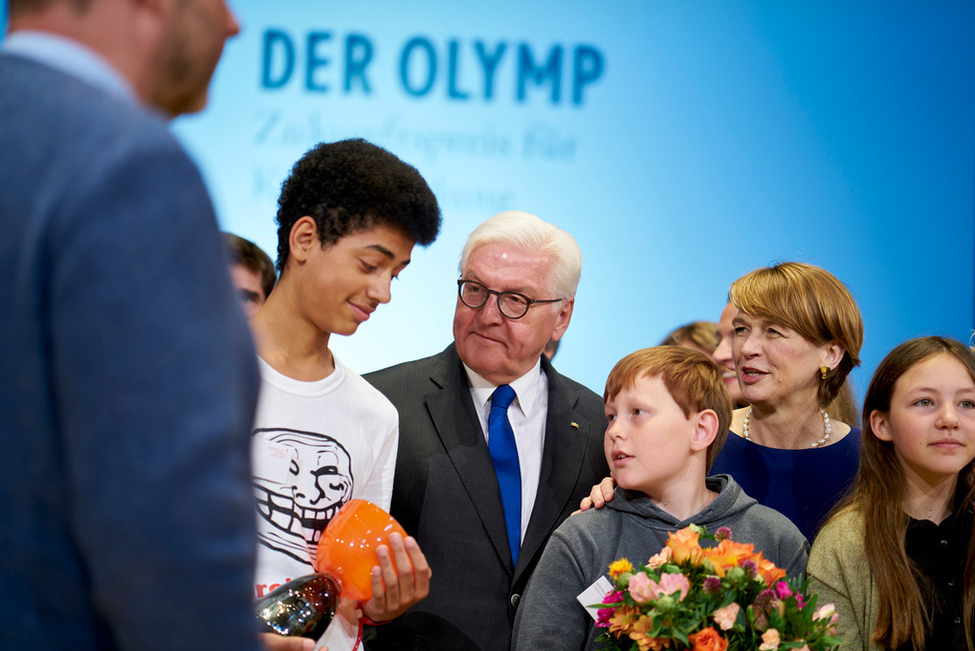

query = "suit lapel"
[424, 346, 515, 574]
[516, 361, 596, 583]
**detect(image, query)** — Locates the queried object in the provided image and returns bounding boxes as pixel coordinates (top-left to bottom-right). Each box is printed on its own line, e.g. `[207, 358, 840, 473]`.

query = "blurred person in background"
[225, 232, 277, 319]
[659, 320, 719, 356]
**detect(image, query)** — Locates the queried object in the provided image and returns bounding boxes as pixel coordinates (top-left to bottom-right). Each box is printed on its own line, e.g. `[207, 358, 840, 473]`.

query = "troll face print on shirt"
[252, 427, 354, 562]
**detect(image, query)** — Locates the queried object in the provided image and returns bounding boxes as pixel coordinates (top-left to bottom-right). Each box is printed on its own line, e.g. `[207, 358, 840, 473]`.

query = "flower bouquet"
[593, 525, 840, 651]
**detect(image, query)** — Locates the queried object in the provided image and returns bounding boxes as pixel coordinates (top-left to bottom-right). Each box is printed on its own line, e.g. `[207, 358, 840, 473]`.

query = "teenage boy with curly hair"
[251, 139, 441, 651]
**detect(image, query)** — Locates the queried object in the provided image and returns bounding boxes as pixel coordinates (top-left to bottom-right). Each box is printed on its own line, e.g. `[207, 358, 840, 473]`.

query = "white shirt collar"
[462, 357, 544, 418]
[2, 31, 136, 103]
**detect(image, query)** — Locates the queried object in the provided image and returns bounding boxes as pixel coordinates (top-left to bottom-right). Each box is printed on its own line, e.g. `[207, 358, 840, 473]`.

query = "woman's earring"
[820, 366, 829, 381]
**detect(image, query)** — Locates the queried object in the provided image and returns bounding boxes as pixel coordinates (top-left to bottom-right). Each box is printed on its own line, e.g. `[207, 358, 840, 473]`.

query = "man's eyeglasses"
[457, 279, 563, 320]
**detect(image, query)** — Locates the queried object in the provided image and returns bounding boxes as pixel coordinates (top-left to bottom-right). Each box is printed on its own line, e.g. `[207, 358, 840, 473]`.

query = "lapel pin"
[570, 422, 580, 429]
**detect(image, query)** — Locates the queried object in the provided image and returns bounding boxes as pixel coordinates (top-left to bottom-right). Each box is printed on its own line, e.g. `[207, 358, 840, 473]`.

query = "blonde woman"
[708, 262, 864, 540]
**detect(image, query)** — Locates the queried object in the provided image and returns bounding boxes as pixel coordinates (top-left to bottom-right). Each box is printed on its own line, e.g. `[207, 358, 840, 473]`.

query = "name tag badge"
[577, 575, 614, 622]
[252, 438, 294, 485]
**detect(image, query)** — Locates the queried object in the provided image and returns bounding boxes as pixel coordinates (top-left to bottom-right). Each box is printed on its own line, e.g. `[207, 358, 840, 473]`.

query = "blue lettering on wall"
[260, 29, 603, 105]
[474, 41, 506, 101]
[260, 29, 374, 94]
[573, 46, 603, 105]
[345, 34, 373, 93]
[262, 30, 294, 89]
[447, 40, 470, 100]
[306, 32, 332, 92]
[517, 44, 562, 104]
[400, 37, 438, 97]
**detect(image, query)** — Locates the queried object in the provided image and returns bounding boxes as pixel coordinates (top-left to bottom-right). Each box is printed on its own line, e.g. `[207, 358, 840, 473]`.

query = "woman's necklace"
[742, 406, 831, 448]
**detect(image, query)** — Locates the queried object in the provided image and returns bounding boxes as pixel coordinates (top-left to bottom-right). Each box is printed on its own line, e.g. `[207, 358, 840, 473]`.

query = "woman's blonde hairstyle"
[729, 262, 863, 409]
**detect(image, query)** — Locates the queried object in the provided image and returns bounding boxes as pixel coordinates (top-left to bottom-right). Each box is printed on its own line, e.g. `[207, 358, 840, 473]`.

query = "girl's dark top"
[898, 494, 974, 651]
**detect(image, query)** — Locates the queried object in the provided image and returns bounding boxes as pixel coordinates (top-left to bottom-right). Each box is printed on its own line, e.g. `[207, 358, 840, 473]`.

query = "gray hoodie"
[511, 475, 809, 651]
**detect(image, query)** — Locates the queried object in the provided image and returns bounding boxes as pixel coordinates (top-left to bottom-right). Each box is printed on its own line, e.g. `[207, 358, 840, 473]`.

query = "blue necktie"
[489, 384, 521, 567]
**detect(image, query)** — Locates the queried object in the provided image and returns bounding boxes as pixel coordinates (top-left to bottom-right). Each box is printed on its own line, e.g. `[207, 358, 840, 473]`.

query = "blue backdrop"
[5, 1, 974, 403]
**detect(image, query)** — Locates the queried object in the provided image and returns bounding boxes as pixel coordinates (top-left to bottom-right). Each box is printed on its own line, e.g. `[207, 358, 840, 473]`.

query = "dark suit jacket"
[363, 344, 608, 651]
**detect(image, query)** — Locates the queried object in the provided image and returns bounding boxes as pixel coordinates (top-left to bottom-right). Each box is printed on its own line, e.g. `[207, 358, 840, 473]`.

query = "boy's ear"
[690, 409, 720, 453]
[288, 216, 319, 264]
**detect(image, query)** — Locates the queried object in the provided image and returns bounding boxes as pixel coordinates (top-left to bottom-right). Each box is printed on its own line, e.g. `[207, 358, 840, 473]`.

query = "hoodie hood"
[604, 474, 760, 531]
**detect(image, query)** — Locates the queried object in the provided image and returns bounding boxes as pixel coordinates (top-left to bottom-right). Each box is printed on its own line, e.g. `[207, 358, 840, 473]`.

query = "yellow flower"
[609, 558, 634, 578]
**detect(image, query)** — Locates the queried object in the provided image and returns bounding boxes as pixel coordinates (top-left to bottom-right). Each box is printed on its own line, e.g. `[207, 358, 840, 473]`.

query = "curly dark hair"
[275, 138, 441, 272]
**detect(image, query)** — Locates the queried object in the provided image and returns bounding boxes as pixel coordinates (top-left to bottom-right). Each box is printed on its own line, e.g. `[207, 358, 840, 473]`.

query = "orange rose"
[688, 626, 729, 651]
[756, 556, 786, 586]
[667, 526, 705, 565]
[702, 539, 756, 577]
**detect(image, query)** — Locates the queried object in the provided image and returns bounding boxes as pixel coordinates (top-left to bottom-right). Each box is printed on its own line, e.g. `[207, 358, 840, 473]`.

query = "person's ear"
[690, 409, 719, 452]
[870, 409, 893, 442]
[550, 298, 575, 342]
[288, 217, 318, 264]
[822, 341, 846, 371]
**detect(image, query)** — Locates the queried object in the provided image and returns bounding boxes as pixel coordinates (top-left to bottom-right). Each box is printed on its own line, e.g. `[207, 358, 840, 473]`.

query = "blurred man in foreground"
[0, 1, 276, 649]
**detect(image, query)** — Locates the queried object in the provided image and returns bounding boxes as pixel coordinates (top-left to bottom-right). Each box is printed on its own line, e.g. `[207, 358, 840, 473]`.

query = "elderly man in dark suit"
[364, 210, 609, 651]
[0, 1, 278, 650]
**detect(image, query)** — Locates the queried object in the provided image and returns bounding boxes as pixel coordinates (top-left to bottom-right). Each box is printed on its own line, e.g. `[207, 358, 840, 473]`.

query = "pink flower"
[628, 572, 655, 603]
[758, 628, 780, 650]
[712, 602, 740, 630]
[603, 590, 624, 605]
[813, 603, 836, 622]
[651, 572, 690, 602]
[813, 603, 838, 635]
[596, 607, 615, 628]
[774, 581, 792, 601]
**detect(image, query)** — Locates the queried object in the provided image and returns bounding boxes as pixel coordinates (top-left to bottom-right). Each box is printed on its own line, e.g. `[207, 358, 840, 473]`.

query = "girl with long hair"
[807, 336, 975, 650]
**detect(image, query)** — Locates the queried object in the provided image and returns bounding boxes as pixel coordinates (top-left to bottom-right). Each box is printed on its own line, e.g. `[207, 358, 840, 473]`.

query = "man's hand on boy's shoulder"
[573, 476, 617, 514]
[259, 633, 317, 651]
[361, 532, 432, 624]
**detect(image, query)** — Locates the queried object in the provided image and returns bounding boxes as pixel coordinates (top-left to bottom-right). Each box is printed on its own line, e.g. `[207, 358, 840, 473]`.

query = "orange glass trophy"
[254, 499, 408, 638]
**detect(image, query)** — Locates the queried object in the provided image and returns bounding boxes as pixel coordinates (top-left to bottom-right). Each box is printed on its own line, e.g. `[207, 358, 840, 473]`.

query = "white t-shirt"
[251, 356, 398, 651]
